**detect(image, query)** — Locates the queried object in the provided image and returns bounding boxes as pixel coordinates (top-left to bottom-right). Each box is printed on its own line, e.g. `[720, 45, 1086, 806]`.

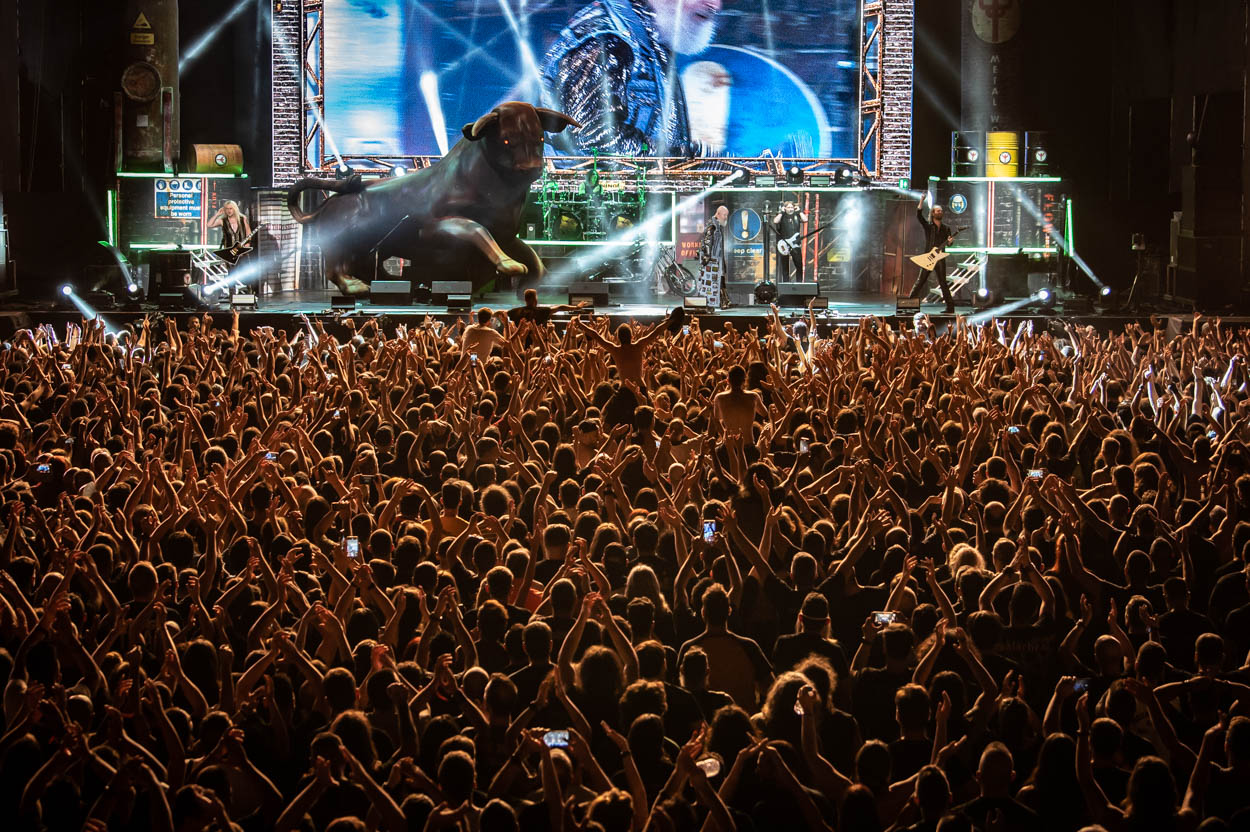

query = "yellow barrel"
[189, 144, 244, 174]
[986, 131, 1021, 178]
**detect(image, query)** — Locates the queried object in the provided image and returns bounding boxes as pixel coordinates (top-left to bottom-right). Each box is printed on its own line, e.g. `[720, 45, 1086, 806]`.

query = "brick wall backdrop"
[880, 0, 914, 183]
[271, 1, 303, 187]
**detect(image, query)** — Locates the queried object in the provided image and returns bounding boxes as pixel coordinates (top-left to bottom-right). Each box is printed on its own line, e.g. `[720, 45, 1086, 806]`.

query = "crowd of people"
[1, 300, 1249, 832]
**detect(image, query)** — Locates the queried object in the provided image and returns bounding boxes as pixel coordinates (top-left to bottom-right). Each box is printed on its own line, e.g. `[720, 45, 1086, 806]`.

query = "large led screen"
[324, 0, 862, 160]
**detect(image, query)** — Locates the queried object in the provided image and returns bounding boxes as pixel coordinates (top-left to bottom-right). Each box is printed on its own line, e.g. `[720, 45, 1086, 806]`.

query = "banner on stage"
[154, 178, 202, 220]
[322, 0, 861, 160]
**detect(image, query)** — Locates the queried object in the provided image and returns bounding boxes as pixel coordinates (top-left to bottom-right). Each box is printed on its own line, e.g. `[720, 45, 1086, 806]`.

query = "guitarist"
[772, 200, 809, 282]
[208, 201, 253, 267]
[908, 194, 956, 314]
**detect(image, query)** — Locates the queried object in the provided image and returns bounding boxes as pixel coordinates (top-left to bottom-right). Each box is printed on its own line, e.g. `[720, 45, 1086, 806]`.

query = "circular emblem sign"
[1034, 149, 1048, 163]
[214, 153, 227, 167]
[971, 0, 1022, 44]
[999, 151, 1013, 165]
[949, 194, 968, 215]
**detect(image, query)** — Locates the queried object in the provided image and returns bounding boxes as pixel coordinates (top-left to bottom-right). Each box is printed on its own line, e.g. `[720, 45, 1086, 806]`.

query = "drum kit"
[545, 192, 642, 241]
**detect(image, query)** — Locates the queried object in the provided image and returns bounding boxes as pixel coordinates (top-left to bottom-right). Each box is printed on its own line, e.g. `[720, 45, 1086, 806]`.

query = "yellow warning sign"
[130, 32, 154, 44]
[133, 12, 151, 29]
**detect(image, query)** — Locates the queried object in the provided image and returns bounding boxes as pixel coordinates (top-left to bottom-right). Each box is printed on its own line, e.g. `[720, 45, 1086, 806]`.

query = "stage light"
[392, 166, 407, 177]
[1037, 288, 1051, 302]
[127, 282, 140, 294]
[787, 165, 803, 185]
[1100, 285, 1112, 297]
[834, 168, 854, 186]
[976, 287, 989, 298]
[336, 162, 353, 178]
[60, 284, 74, 297]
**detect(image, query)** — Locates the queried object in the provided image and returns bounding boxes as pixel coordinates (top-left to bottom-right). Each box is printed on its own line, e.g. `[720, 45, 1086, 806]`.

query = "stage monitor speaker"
[446, 294, 472, 313]
[1024, 132, 1051, 177]
[431, 280, 472, 303]
[331, 295, 356, 309]
[189, 144, 243, 174]
[810, 296, 829, 309]
[230, 292, 257, 309]
[896, 295, 921, 315]
[150, 251, 193, 291]
[777, 282, 818, 305]
[951, 131, 985, 177]
[567, 282, 610, 306]
[370, 279, 412, 305]
[683, 296, 708, 308]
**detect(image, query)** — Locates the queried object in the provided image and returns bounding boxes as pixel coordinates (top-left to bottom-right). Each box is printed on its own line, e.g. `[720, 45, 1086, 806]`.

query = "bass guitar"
[775, 221, 832, 256]
[908, 226, 966, 270]
[214, 224, 265, 265]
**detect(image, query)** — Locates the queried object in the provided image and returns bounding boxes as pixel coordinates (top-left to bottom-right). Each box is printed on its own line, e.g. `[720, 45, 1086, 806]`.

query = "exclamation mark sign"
[740, 210, 749, 238]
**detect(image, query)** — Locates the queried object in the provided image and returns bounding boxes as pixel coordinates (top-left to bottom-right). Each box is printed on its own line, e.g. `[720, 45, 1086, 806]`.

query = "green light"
[1066, 199, 1074, 251]
[128, 242, 216, 250]
[520, 239, 654, 247]
[116, 171, 248, 179]
[947, 246, 1060, 255]
[947, 176, 1062, 183]
[899, 178, 910, 189]
[706, 186, 860, 193]
[106, 190, 117, 247]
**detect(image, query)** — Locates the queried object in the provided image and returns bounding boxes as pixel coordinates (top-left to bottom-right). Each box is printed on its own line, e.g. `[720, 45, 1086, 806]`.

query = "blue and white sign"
[948, 193, 968, 215]
[154, 178, 202, 220]
[728, 208, 763, 241]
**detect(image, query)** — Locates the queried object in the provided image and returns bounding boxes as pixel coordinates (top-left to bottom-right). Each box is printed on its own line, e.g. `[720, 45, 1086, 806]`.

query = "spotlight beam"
[419, 72, 450, 155]
[965, 291, 1048, 326]
[181, 0, 254, 74]
[1000, 182, 1105, 292]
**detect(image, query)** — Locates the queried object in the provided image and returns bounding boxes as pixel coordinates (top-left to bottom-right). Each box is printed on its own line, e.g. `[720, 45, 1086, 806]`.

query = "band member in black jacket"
[909, 194, 956, 314]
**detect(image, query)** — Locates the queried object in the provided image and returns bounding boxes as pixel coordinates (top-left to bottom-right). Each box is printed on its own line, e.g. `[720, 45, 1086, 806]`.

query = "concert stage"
[0, 287, 1170, 340]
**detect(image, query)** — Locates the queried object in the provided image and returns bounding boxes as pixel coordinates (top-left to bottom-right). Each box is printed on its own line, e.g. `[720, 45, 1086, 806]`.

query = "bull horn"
[534, 107, 580, 134]
[462, 109, 500, 141]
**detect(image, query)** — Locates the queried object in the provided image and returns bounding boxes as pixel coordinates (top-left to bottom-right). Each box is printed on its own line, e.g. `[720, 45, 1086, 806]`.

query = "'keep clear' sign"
[154, 178, 203, 219]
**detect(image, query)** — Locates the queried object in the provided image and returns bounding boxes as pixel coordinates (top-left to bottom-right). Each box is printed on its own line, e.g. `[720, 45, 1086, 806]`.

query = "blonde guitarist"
[907, 194, 958, 314]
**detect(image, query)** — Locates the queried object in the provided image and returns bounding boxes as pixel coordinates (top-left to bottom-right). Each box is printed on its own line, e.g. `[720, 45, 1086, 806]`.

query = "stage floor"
[0, 286, 1196, 336]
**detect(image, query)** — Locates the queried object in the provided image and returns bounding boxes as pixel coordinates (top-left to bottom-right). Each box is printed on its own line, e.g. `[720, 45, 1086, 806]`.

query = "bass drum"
[553, 208, 584, 241]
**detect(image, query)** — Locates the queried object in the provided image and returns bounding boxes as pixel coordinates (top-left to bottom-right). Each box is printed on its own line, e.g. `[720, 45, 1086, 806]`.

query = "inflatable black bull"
[286, 102, 578, 295]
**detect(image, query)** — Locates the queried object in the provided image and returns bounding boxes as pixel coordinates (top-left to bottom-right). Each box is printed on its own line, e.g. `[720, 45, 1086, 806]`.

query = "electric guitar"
[908, 226, 966, 270]
[775, 222, 833, 256]
[214, 225, 265, 265]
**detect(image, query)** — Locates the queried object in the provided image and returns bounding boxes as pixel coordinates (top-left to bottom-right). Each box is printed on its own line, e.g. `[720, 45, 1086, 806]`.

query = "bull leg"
[500, 238, 545, 296]
[425, 217, 528, 276]
[324, 255, 370, 296]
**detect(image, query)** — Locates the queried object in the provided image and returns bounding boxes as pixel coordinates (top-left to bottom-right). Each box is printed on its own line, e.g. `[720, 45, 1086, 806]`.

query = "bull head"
[462, 101, 580, 174]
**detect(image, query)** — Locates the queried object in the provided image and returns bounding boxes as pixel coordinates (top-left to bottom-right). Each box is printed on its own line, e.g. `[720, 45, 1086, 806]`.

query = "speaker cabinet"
[777, 282, 818, 305]
[1182, 165, 1240, 236]
[150, 251, 192, 290]
[369, 279, 411, 305]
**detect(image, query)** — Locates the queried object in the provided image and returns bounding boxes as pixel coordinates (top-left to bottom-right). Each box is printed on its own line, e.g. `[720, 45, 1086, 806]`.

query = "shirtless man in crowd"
[713, 363, 767, 442]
